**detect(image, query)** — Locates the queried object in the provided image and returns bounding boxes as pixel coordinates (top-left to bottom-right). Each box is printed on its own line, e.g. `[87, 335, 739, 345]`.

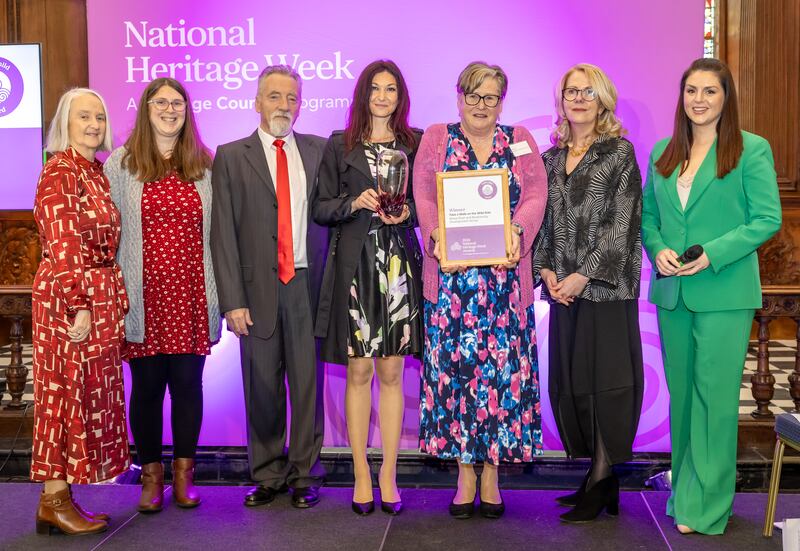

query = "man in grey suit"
[211, 65, 328, 508]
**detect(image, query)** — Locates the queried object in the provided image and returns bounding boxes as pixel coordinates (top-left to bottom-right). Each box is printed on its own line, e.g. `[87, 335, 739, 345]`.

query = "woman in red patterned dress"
[106, 78, 218, 513]
[31, 88, 130, 536]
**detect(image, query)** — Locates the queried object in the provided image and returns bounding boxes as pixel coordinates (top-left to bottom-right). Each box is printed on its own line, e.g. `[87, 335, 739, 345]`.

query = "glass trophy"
[375, 149, 408, 217]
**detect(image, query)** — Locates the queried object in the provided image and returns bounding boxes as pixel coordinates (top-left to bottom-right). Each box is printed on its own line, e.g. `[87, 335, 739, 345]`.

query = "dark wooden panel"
[0, 0, 20, 43]
[723, 1, 800, 339]
[15, 0, 88, 129]
[0, 0, 10, 43]
[725, 0, 800, 201]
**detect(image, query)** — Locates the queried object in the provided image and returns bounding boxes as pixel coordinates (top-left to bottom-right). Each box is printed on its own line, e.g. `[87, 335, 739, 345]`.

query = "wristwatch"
[511, 222, 524, 235]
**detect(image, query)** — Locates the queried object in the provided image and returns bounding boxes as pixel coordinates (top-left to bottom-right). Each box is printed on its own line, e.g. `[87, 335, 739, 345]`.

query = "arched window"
[704, 0, 717, 58]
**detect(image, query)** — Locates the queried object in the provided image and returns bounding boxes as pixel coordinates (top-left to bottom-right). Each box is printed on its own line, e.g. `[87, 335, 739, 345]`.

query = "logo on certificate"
[0, 57, 24, 117]
[478, 180, 497, 200]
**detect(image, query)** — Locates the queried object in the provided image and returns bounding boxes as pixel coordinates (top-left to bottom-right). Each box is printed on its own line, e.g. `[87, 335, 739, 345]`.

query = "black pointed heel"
[380, 500, 403, 515]
[559, 475, 619, 524]
[351, 500, 375, 516]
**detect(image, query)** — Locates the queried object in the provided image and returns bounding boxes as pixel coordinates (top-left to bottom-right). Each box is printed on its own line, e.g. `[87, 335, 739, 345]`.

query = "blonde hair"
[550, 63, 625, 148]
[456, 61, 508, 98]
[46, 87, 113, 153]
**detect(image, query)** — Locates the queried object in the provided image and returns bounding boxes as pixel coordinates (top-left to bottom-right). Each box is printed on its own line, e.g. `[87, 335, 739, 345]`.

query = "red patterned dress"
[31, 147, 130, 483]
[123, 173, 210, 358]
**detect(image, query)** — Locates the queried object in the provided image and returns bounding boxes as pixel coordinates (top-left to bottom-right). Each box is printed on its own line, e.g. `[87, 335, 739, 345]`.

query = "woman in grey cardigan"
[106, 78, 220, 513]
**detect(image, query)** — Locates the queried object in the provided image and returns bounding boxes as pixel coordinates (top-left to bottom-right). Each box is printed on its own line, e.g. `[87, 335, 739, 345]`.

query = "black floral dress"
[347, 141, 423, 358]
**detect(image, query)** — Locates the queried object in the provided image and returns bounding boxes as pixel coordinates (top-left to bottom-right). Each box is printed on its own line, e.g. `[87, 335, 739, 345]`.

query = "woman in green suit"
[642, 57, 781, 535]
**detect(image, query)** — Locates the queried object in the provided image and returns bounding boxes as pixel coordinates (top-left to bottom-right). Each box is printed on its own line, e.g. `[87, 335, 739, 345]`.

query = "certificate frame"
[436, 168, 512, 268]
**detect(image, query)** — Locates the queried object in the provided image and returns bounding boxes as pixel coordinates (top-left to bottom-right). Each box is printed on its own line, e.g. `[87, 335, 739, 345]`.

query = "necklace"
[568, 136, 597, 157]
[677, 172, 695, 189]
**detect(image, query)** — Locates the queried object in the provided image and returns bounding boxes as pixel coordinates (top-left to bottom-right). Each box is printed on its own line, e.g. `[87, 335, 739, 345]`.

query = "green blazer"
[641, 131, 781, 312]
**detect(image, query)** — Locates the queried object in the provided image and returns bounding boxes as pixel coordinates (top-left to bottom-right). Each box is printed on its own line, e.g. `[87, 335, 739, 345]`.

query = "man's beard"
[270, 111, 293, 137]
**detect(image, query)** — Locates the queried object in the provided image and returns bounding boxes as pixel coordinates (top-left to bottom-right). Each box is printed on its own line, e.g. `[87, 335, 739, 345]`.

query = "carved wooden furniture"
[0, 286, 31, 409]
[0, 210, 40, 408]
[750, 286, 800, 418]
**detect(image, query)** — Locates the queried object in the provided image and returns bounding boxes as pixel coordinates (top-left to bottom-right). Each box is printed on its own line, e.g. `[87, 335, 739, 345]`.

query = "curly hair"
[550, 63, 626, 148]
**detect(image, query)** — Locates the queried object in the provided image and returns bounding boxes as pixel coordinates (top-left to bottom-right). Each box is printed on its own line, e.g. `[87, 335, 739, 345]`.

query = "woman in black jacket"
[533, 63, 643, 523]
[312, 60, 422, 516]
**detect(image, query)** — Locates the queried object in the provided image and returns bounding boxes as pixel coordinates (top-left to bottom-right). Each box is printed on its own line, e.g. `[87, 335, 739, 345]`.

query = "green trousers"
[657, 296, 754, 535]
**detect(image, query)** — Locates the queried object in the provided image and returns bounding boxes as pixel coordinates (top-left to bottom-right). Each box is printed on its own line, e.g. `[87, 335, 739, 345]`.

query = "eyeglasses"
[148, 98, 187, 111]
[562, 87, 597, 102]
[463, 93, 502, 108]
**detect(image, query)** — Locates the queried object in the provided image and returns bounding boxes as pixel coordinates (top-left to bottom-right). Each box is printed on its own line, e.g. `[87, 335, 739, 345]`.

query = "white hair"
[46, 87, 113, 153]
[256, 65, 302, 97]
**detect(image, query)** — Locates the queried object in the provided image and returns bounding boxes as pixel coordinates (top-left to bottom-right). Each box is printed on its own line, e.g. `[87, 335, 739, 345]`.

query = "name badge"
[510, 141, 533, 156]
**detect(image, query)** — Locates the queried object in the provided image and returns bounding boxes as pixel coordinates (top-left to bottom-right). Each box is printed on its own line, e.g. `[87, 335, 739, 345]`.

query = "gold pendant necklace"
[568, 136, 597, 157]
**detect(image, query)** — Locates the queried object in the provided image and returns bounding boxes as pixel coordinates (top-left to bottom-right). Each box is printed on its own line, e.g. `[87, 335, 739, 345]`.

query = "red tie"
[274, 139, 295, 284]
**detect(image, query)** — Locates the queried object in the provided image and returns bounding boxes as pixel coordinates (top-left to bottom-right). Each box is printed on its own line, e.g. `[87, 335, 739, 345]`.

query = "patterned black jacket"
[533, 136, 642, 302]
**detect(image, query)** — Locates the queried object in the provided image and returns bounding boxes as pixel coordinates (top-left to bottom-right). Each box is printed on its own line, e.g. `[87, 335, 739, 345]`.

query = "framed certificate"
[436, 168, 512, 268]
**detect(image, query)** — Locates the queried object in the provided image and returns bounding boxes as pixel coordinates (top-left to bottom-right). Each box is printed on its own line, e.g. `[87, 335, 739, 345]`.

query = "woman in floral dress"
[313, 60, 423, 516]
[413, 62, 548, 519]
[31, 88, 129, 536]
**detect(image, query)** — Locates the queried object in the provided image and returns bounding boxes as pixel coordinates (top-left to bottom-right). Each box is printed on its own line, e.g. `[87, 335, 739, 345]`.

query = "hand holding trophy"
[375, 149, 409, 218]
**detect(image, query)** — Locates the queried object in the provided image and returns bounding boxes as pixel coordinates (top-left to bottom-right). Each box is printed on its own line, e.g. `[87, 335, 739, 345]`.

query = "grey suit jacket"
[211, 129, 328, 340]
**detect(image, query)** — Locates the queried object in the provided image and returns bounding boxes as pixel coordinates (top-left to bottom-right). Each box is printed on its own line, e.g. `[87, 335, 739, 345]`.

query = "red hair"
[656, 58, 743, 179]
[344, 60, 415, 152]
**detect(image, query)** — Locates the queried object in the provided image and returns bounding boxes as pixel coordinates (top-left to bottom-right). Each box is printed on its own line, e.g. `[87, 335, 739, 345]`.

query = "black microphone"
[655, 244, 704, 279]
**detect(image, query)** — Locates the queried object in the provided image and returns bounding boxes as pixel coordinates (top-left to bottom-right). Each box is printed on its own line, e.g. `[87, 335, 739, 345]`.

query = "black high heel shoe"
[449, 499, 475, 519]
[555, 470, 591, 507]
[559, 475, 619, 524]
[450, 474, 477, 519]
[381, 500, 403, 515]
[352, 500, 375, 516]
[479, 491, 505, 519]
[378, 475, 402, 515]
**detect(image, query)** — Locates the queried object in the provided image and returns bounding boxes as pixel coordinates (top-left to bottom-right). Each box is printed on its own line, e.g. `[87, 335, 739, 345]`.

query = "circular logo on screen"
[478, 179, 497, 199]
[0, 58, 24, 117]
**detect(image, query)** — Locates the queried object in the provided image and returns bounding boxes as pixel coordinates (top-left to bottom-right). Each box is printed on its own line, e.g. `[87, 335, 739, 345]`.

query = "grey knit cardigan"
[105, 147, 221, 344]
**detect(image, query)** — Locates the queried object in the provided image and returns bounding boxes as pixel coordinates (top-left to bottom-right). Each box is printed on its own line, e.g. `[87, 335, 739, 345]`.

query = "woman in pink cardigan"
[413, 61, 548, 519]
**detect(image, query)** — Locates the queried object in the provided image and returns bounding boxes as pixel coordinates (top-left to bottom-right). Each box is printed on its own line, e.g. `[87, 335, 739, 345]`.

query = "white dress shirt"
[257, 127, 308, 268]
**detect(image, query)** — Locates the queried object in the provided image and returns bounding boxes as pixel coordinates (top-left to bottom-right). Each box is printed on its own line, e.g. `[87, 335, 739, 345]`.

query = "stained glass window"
[704, 0, 716, 58]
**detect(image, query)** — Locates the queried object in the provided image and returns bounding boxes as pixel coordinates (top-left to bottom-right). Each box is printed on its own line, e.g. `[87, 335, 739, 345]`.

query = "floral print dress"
[347, 141, 422, 358]
[419, 124, 543, 464]
[123, 172, 211, 359]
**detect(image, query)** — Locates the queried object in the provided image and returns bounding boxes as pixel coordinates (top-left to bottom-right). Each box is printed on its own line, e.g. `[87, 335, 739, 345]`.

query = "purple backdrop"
[84, 0, 704, 451]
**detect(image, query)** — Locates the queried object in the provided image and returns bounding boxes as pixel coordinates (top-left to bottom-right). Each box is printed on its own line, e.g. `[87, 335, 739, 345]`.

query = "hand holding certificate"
[436, 168, 514, 269]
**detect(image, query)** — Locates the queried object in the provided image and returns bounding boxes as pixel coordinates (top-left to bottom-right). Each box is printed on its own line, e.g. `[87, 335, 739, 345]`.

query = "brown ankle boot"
[138, 462, 164, 513]
[69, 486, 110, 521]
[36, 488, 108, 536]
[172, 458, 201, 508]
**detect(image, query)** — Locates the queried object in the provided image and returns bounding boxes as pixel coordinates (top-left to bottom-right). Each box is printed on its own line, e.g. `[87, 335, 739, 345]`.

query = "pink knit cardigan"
[412, 123, 548, 309]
